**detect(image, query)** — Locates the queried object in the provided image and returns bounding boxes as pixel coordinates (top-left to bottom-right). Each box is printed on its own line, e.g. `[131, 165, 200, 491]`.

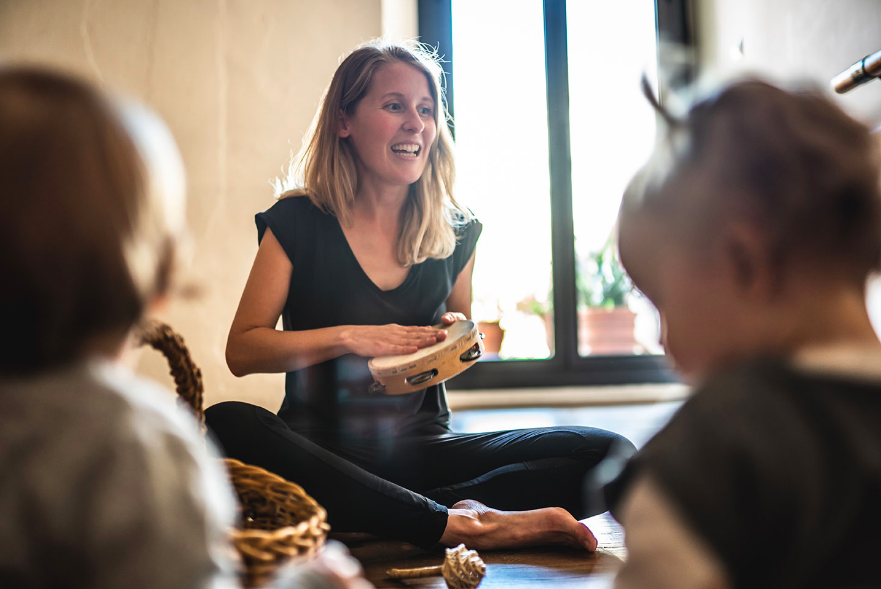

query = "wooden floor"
[344, 512, 625, 588]
[342, 402, 680, 588]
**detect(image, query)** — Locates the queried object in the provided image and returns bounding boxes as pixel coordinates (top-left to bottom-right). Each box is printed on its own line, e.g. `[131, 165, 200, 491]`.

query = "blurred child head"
[619, 79, 881, 382]
[0, 66, 186, 376]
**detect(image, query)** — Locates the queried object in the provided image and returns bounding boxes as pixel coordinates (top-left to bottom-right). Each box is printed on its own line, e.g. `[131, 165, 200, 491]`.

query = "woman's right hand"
[340, 324, 447, 358]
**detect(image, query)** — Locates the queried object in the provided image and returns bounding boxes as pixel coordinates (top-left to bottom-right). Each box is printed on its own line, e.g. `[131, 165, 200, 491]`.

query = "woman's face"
[339, 61, 437, 189]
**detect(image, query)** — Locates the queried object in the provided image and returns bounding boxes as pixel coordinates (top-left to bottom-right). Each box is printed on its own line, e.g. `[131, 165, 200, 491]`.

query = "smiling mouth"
[391, 143, 421, 158]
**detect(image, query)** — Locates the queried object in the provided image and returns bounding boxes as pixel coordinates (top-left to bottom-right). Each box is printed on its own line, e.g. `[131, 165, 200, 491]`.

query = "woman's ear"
[338, 108, 351, 138]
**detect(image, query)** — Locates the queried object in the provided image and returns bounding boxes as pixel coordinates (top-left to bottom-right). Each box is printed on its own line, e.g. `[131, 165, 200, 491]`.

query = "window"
[419, 0, 692, 388]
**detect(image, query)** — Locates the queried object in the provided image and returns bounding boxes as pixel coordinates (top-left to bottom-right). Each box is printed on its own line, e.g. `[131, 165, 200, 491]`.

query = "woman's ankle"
[439, 505, 499, 547]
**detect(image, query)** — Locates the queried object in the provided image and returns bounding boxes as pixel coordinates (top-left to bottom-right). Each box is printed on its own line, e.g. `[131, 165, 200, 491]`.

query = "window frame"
[419, 0, 694, 389]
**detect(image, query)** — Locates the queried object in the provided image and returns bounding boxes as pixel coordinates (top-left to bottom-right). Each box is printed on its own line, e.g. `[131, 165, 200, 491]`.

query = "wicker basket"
[136, 320, 329, 588]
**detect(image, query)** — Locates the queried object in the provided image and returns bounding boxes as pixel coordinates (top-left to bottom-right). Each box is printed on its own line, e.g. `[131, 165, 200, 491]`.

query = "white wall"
[0, 0, 383, 410]
[694, 0, 881, 335]
[382, 0, 418, 42]
[695, 0, 881, 125]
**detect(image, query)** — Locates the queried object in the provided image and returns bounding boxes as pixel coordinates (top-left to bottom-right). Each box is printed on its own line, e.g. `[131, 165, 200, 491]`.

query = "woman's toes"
[578, 522, 598, 551]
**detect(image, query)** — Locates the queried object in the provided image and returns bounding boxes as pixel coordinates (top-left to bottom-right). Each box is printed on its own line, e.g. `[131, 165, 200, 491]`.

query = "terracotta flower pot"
[477, 321, 504, 355]
[578, 307, 639, 356]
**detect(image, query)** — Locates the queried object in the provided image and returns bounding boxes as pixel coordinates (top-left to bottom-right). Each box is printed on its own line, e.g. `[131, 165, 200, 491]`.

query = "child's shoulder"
[93, 360, 203, 439]
[688, 356, 881, 423]
[674, 358, 800, 423]
[627, 356, 881, 587]
[0, 359, 233, 512]
[632, 357, 849, 495]
[0, 361, 238, 585]
[633, 354, 881, 524]
[0, 361, 204, 460]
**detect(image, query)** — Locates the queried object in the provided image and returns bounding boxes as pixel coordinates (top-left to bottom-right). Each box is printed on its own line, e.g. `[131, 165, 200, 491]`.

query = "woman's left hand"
[441, 312, 467, 325]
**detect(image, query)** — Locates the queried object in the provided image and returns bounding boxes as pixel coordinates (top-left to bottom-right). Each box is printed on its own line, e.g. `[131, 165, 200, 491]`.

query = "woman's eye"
[419, 107, 433, 116]
[385, 103, 402, 111]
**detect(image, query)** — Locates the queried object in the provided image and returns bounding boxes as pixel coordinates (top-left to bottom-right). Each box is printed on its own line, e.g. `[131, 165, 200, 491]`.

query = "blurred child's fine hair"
[623, 77, 881, 287]
[0, 66, 187, 375]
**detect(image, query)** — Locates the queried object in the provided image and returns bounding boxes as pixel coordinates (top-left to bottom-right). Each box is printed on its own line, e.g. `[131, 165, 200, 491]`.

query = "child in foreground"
[612, 79, 881, 588]
[0, 66, 369, 589]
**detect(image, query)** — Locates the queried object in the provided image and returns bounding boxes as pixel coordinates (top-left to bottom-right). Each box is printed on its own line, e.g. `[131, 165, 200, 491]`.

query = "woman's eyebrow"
[380, 91, 434, 104]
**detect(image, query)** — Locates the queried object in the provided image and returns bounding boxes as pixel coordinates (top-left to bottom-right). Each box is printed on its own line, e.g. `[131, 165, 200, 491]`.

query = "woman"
[209, 40, 634, 551]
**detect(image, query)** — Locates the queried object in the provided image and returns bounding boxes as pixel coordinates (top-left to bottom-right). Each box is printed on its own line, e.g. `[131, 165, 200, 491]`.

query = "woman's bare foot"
[439, 500, 598, 552]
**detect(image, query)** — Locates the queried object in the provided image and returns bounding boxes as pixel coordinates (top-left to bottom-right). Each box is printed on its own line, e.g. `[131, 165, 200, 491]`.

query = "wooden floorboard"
[344, 513, 625, 588]
[339, 402, 676, 587]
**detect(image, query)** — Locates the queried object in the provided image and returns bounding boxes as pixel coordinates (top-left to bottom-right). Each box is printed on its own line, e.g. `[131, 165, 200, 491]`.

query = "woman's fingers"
[348, 324, 455, 357]
[441, 312, 467, 324]
[391, 325, 446, 345]
[388, 333, 441, 352]
[385, 344, 419, 356]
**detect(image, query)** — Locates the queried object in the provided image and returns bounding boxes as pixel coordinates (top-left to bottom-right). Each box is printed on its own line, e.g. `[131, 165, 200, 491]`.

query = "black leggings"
[204, 401, 634, 549]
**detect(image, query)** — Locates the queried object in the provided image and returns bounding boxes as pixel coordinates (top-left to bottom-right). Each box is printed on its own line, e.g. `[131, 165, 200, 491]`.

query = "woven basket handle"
[136, 320, 205, 423]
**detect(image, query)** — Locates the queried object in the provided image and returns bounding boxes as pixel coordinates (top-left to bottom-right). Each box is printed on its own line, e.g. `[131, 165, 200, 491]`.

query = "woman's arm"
[442, 251, 476, 322]
[226, 229, 444, 377]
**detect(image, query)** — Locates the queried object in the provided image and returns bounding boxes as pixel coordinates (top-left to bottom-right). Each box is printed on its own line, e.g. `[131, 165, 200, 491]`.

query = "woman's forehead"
[369, 62, 434, 102]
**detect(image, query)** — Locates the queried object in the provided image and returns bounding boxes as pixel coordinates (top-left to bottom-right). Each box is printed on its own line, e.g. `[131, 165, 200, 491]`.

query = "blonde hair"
[0, 66, 187, 374]
[275, 40, 470, 266]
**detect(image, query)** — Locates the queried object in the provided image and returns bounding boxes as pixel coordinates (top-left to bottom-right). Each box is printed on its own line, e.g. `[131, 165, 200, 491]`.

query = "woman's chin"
[391, 172, 427, 186]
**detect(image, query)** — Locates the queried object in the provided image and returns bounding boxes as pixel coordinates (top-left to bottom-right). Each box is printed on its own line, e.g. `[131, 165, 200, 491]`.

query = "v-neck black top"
[255, 195, 482, 439]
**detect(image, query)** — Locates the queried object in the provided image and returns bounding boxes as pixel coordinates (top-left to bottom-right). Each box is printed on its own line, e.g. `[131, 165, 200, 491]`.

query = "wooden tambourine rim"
[367, 320, 483, 394]
[369, 320, 476, 374]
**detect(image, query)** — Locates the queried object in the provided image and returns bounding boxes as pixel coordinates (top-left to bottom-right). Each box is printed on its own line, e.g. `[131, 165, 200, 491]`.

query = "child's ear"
[724, 222, 776, 300]
[338, 109, 351, 138]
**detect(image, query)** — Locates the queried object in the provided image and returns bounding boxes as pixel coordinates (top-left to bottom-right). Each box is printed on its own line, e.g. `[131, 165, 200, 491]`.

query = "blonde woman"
[212, 41, 634, 551]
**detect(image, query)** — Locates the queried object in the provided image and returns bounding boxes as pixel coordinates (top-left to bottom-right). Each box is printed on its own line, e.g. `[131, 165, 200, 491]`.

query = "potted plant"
[477, 319, 505, 356]
[472, 300, 505, 356]
[515, 292, 555, 354]
[576, 240, 639, 355]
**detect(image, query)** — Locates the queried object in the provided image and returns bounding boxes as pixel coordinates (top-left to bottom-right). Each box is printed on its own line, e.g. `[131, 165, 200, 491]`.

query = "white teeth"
[391, 143, 419, 154]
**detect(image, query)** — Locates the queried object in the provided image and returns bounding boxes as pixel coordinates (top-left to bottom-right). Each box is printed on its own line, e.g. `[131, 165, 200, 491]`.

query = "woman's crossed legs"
[204, 401, 634, 550]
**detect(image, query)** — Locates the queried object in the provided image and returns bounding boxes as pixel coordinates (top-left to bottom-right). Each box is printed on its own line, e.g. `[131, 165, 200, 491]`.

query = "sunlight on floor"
[450, 401, 681, 449]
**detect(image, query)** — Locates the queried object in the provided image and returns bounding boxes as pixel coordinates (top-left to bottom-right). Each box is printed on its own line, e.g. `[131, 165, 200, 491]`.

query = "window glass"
[567, 0, 663, 356]
[452, 0, 554, 359]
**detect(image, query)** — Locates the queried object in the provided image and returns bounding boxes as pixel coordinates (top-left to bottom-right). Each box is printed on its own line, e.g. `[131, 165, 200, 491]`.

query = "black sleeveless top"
[255, 196, 482, 440]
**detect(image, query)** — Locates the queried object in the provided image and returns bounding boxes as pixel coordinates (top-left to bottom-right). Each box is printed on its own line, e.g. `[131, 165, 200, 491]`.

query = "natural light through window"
[568, 0, 662, 356]
[452, 0, 662, 360]
[452, 0, 553, 359]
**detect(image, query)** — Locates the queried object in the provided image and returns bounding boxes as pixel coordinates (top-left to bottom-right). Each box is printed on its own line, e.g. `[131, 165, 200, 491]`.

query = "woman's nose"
[402, 107, 424, 133]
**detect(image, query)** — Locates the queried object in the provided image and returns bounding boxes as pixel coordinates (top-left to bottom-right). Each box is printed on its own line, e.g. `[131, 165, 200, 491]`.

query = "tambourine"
[367, 320, 484, 395]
